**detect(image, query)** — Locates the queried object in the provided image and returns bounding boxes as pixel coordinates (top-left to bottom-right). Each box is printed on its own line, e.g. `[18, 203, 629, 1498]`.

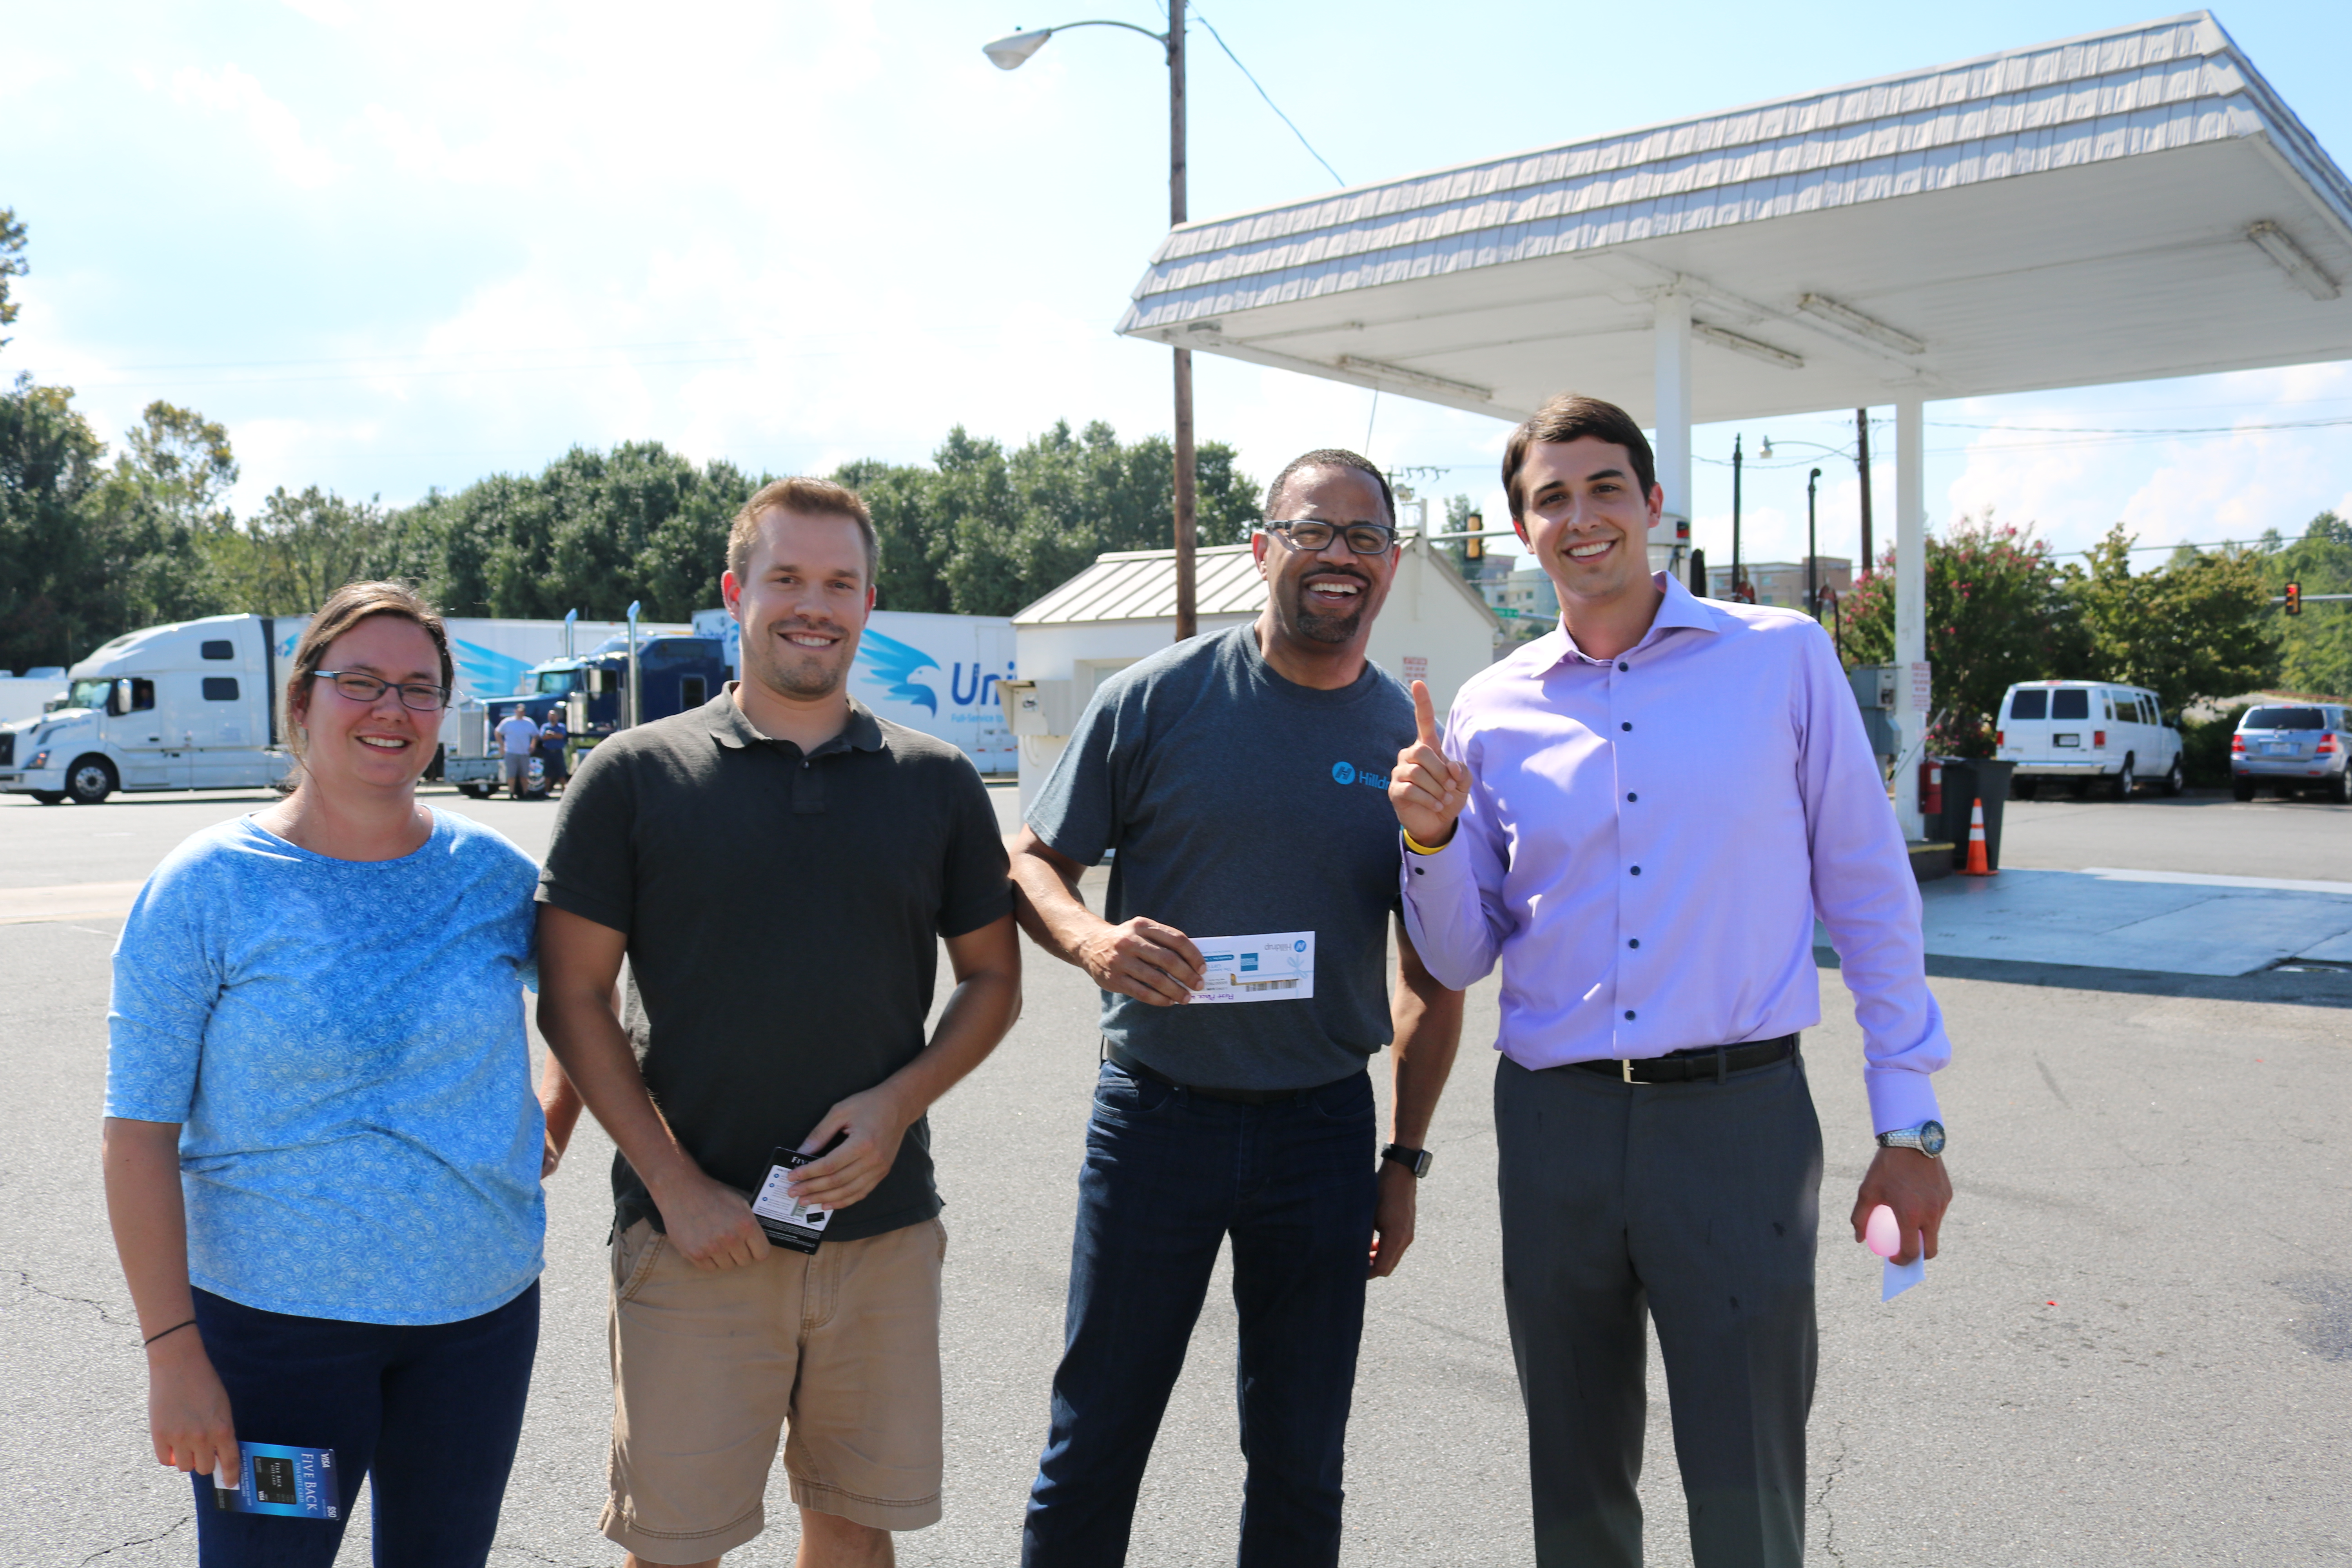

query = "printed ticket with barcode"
[1187, 932, 1315, 1004]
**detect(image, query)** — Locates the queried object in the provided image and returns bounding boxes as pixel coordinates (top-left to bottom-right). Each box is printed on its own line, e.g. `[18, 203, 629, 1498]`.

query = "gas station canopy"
[1116, 11, 2352, 427]
[1112, 11, 2352, 840]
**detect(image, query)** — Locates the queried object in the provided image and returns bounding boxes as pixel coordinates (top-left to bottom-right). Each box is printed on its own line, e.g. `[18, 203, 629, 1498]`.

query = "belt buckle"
[1621, 1059, 1635, 1084]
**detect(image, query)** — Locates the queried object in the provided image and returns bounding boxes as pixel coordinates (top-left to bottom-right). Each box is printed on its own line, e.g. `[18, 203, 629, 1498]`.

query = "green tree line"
[1836, 511, 2347, 755]
[1, 379, 1257, 671]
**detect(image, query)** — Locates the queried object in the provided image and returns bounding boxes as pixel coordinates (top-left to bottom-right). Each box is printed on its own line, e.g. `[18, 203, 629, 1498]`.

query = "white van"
[1996, 680, 2185, 799]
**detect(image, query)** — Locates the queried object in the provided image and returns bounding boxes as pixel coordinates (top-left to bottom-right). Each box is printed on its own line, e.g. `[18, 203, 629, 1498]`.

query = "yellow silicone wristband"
[1402, 828, 1449, 856]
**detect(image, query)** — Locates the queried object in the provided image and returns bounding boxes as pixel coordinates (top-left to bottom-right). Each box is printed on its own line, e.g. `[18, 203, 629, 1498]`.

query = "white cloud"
[170, 64, 342, 188]
[279, 0, 357, 24]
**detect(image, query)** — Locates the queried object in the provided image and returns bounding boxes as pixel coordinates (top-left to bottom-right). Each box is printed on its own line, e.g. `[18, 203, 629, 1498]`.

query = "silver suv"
[2232, 703, 2351, 803]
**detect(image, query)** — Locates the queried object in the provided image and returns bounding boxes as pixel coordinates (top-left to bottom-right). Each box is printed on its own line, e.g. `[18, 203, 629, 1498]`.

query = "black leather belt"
[1570, 1034, 1797, 1085]
[1104, 1042, 1326, 1105]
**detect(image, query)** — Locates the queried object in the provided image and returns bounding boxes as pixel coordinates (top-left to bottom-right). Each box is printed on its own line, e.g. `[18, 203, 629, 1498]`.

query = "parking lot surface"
[2, 787, 2346, 1564]
[1996, 792, 2352, 884]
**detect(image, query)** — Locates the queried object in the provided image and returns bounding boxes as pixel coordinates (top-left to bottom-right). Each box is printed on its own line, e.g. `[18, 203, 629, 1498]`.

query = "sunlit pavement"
[4, 786, 2346, 1564]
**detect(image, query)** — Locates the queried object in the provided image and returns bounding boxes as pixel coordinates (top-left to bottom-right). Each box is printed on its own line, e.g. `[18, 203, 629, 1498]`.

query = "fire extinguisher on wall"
[1918, 758, 1944, 818]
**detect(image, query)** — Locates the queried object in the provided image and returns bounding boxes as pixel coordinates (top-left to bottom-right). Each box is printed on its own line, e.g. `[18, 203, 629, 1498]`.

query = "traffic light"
[2286, 581, 2302, 615]
[1463, 513, 1483, 562]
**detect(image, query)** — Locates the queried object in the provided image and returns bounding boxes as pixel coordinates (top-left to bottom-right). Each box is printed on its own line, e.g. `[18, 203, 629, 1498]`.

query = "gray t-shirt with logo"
[1027, 623, 1417, 1090]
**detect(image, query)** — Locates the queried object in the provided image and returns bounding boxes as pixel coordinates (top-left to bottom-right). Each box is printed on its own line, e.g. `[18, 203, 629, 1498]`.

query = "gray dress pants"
[1494, 1048, 1822, 1568]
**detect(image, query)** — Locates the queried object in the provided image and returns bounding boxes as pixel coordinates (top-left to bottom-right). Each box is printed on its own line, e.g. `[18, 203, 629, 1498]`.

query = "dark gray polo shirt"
[537, 688, 1011, 1242]
[1026, 624, 1417, 1091]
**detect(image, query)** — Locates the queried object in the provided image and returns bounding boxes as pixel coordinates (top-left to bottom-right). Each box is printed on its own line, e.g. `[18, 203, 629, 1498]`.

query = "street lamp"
[1730, 434, 1746, 602]
[1806, 468, 1822, 618]
[985, 11, 1201, 640]
[1759, 410, 1877, 580]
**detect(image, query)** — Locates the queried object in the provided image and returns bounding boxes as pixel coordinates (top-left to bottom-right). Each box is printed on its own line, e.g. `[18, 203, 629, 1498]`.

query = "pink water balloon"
[1865, 1203, 1901, 1259]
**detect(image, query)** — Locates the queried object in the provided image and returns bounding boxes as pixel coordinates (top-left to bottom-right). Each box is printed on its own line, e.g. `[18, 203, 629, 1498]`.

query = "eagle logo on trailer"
[855, 626, 942, 716]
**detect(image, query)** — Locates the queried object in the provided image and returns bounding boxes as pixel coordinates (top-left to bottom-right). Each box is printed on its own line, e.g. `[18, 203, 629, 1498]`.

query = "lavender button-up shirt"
[1400, 573, 1947, 1134]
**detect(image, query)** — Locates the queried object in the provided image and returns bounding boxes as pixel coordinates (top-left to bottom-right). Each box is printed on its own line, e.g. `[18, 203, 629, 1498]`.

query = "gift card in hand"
[751, 1141, 840, 1254]
[212, 1443, 339, 1518]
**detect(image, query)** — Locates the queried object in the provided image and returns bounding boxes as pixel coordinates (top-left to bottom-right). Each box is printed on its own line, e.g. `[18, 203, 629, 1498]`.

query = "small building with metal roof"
[1002, 539, 1498, 808]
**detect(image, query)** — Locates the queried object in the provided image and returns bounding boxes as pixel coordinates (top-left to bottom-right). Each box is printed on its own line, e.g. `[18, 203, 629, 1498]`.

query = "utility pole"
[1167, 0, 1197, 641]
[1730, 434, 1744, 599]
[980, 16, 1193, 635]
[1855, 408, 1874, 579]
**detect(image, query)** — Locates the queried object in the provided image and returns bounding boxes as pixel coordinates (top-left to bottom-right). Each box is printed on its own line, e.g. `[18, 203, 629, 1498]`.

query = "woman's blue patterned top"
[107, 809, 545, 1325]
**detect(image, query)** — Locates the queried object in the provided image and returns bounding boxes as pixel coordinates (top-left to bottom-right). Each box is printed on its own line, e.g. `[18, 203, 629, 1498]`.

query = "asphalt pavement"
[1995, 792, 2352, 884]
[1, 786, 2346, 1564]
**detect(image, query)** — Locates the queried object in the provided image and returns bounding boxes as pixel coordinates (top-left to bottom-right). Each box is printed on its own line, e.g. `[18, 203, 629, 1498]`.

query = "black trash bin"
[1938, 758, 2016, 869]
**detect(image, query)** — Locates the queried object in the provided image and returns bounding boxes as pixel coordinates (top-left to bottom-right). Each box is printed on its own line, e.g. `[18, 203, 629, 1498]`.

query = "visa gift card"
[212, 1443, 339, 1519]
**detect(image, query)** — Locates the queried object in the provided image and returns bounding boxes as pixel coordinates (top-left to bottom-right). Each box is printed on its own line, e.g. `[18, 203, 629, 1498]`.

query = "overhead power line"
[1189, 8, 1345, 188]
[1931, 415, 2352, 436]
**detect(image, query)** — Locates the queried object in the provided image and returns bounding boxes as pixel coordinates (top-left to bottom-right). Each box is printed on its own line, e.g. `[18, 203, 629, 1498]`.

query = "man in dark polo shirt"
[1011, 448, 1465, 1568]
[536, 477, 1021, 1568]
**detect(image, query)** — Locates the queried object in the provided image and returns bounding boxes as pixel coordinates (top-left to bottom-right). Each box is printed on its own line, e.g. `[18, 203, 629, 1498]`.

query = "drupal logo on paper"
[1330, 760, 1357, 785]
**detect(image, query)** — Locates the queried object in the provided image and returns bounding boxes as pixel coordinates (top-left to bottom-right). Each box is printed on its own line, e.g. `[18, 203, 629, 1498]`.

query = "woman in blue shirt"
[102, 582, 548, 1567]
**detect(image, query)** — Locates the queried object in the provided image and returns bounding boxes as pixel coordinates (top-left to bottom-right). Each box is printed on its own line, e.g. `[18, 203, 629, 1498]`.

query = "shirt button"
[1624, 1009, 1637, 1020]
[1628, 938, 1640, 949]
[1631, 865, 1642, 876]
[1412, 867, 1423, 876]
[1626, 791, 1637, 802]
[1618, 662, 1630, 672]
[1621, 721, 1632, 732]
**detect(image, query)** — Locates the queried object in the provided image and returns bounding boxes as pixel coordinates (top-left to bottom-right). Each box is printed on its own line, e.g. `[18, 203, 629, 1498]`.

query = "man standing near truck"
[536, 708, 570, 794]
[535, 477, 1021, 1568]
[495, 705, 539, 800]
[1012, 448, 1463, 1567]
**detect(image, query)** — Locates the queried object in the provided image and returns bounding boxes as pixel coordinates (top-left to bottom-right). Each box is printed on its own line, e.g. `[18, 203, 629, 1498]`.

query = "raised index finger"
[1410, 679, 1439, 748]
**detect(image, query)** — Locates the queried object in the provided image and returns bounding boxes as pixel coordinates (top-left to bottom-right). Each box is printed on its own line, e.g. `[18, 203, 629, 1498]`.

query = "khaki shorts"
[599, 1215, 947, 1562]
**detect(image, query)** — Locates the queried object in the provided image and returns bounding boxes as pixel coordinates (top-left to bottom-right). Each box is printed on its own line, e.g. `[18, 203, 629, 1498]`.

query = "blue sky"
[4, 0, 2349, 581]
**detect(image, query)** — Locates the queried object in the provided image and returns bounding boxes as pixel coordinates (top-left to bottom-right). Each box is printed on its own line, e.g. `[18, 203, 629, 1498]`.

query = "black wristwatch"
[1381, 1143, 1433, 1178]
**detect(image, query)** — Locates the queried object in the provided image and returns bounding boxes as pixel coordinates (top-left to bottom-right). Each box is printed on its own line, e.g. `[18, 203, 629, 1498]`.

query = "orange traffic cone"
[1960, 796, 1994, 876]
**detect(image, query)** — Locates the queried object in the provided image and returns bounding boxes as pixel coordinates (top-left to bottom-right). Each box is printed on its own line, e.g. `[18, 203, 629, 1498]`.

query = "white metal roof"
[1013, 541, 1500, 628]
[1117, 12, 2352, 423]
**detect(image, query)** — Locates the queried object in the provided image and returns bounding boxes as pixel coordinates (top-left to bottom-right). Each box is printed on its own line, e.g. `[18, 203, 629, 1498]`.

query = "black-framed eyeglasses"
[1264, 519, 1399, 555]
[312, 670, 451, 712]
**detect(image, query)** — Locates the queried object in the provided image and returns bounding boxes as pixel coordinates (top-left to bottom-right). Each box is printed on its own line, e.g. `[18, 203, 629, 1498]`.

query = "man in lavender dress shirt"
[1388, 392, 1953, 1568]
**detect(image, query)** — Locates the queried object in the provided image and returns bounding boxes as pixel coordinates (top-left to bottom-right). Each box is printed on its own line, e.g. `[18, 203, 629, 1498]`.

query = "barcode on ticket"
[1236, 978, 1298, 992]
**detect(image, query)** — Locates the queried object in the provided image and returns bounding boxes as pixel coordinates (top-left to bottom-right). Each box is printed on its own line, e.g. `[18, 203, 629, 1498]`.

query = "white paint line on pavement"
[0, 881, 143, 925]
[2078, 866, 2352, 898]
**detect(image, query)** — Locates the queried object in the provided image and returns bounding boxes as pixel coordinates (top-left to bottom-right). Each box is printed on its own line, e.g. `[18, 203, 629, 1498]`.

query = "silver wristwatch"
[1875, 1120, 1946, 1159]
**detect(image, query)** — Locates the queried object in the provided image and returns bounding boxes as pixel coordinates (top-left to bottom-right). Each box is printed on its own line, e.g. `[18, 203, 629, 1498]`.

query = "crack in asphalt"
[76, 1511, 189, 1564]
[8, 1267, 138, 1329]
[1379, 1306, 1514, 1355]
[2033, 1052, 2072, 1109]
[1814, 1416, 1850, 1564]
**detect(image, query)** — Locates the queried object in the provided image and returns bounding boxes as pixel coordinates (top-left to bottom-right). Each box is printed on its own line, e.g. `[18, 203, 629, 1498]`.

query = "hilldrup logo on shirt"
[1331, 760, 1389, 790]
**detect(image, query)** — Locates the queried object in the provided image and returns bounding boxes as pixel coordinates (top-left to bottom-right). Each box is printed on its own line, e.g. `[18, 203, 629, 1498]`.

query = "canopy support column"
[1894, 395, 1927, 840]
[1650, 292, 1691, 573]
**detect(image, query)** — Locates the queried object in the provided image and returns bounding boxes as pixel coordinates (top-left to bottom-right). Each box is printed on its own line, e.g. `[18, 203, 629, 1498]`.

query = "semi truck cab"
[0, 615, 297, 803]
[520, 635, 726, 740]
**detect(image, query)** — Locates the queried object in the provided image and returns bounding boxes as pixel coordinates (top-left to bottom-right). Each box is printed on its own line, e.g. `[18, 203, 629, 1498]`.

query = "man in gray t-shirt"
[1013, 449, 1464, 1568]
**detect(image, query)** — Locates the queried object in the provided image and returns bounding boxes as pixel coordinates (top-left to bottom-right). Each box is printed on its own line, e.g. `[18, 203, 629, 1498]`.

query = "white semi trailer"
[0, 611, 682, 804]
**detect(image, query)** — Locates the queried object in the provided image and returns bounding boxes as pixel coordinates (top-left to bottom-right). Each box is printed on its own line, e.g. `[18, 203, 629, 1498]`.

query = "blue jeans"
[1021, 1061, 1377, 1568]
[190, 1281, 540, 1568]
